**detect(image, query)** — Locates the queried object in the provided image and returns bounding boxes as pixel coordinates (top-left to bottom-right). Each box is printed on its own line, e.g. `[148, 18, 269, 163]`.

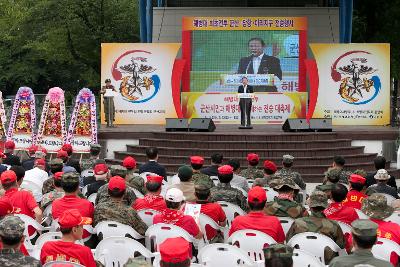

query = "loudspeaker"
[282, 119, 310, 132]
[165, 118, 189, 132]
[189, 118, 216, 132]
[309, 118, 332, 132]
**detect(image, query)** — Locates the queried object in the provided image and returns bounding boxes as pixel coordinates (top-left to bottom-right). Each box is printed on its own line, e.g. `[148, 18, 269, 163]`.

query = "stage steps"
[106, 131, 399, 183]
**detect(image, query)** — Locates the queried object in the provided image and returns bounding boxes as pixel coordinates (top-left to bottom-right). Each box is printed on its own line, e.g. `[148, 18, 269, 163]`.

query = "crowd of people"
[0, 140, 399, 266]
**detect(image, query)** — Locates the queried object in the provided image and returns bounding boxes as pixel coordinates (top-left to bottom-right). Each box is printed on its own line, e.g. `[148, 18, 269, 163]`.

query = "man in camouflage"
[329, 219, 392, 267]
[190, 156, 214, 189]
[124, 257, 152, 267]
[286, 190, 345, 264]
[209, 165, 248, 211]
[40, 172, 64, 209]
[123, 156, 146, 195]
[95, 165, 137, 206]
[275, 154, 306, 190]
[42, 158, 64, 195]
[263, 244, 294, 267]
[94, 176, 147, 236]
[80, 144, 102, 171]
[264, 177, 307, 218]
[331, 155, 351, 184]
[253, 160, 278, 187]
[0, 216, 41, 267]
[239, 153, 264, 180]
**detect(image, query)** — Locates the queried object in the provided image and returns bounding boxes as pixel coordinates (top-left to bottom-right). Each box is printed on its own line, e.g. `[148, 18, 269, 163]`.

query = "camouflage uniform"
[286, 191, 345, 264]
[275, 168, 306, 190]
[323, 167, 348, 184]
[95, 183, 137, 206]
[263, 244, 293, 263]
[239, 166, 264, 180]
[253, 174, 278, 188]
[94, 199, 147, 236]
[41, 190, 65, 209]
[0, 216, 42, 267]
[42, 176, 55, 195]
[209, 183, 248, 211]
[124, 257, 152, 267]
[110, 165, 128, 178]
[337, 168, 351, 184]
[80, 144, 101, 172]
[192, 171, 214, 189]
[126, 170, 146, 195]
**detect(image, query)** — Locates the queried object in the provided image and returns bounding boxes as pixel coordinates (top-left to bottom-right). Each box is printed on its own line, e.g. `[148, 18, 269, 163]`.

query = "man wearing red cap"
[159, 237, 191, 267]
[94, 176, 147, 236]
[209, 165, 248, 211]
[123, 156, 146, 196]
[21, 145, 38, 171]
[41, 172, 65, 209]
[240, 153, 264, 180]
[62, 144, 81, 173]
[85, 163, 109, 197]
[254, 160, 278, 187]
[0, 170, 42, 223]
[229, 186, 285, 243]
[21, 159, 49, 202]
[342, 174, 367, 210]
[40, 209, 96, 267]
[3, 140, 21, 166]
[190, 156, 214, 189]
[56, 150, 77, 173]
[133, 175, 167, 211]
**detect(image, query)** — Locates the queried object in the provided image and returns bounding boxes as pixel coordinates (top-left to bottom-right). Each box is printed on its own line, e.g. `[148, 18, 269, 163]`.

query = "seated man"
[21, 159, 48, 202]
[42, 159, 64, 195]
[209, 165, 247, 211]
[276, 154, 306, 191]
[153, 188, 202, 239]
[239, 153, 264, 180]
[133, 175, 166, 211]
[123, 156, 146, 195]
[40, 209, 96, 267]
[139, 147, 166, 179]
[80, 143, 102, 172]
[342, 174, 367, 210]
[229, 186, 285, 243]
[41, 172, 65, 209]
[253, 160, 278, 187]
[159, 237, 191, 267]
[190, 156, 214, 189]
[171, 165, 195, 202]
[200, 153, 223, 177]
[85, 163, 109, 197]
[366, 169, 399, 199]
[324, 183, 359, 225]
[94, 176, 147, 236]
[228, 159, 249, 192]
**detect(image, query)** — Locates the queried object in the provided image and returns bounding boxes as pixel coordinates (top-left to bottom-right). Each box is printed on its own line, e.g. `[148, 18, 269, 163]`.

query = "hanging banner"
[182, 92, 307, 124]
[309, 43, 390, 125]
[36, 87, 67, 152]
[66, 88, 97, 153]
[0, 91, 7, 139]
[7, 87, 36, 149]
[101, 43, 182, 124]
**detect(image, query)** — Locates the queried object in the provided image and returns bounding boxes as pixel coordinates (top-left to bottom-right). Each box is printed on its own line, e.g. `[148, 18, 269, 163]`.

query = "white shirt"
[21, 167, 49, 202]
[243, 85, 247, 93]
[252, 53, 264, 74]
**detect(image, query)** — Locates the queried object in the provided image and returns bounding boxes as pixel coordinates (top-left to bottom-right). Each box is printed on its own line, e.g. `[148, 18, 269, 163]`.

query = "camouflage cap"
[263, 244, 293, 260]
[273, 177, 300, 191]
[194, 183, 211, 192]
[361, 193, 394, 220]
[309, 190, 328, 208]
[315, 183, 334, 192]
[324, 167, 342, 182]
[61, 172, 80, 184]
[34, 151, 46, 159]
[50, 158, 64, 166]
[282, 154, 295, 164]
[0, 215, 25, 239]
[351, 219, 378, 237]
[123, 257, 152, 267]
[110, 165, 127, 178]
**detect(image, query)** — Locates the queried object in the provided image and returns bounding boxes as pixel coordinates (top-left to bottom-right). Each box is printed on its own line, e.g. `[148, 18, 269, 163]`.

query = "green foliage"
[0, 0, 140, 96]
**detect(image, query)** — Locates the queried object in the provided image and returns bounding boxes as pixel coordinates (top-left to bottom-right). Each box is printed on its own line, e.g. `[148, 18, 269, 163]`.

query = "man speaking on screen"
[237, 37, 282, 92]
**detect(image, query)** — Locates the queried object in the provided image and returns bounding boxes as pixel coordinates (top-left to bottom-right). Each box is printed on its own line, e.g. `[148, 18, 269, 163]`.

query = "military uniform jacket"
[239, 166, 264, 180]
[80, 157, 97, 172]
[126, 171, 146, 195]
[95, 183, 137, 206]
[329, 249, 392, 267]
[264, 197, 307, 219]
[192, 172, 215, 189]
[209, 183, 248, 211]
[0, 248, 42, 267]
[275, 167, 306, 190]
[41, 190, 65, 209]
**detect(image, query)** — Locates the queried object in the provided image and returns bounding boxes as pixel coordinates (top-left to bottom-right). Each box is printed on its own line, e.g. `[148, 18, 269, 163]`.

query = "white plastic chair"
[81, 184, 89, 196]
[145, 223, 194, 252]
[337, 221, 352, 238]
[81, 169, 95, 178]
[30, 232, 62, 259]
[217, 201, 246, 227]
[198, 243, 261, 267]
[354, 209, 370, 219]
[210, 176, 219, 186]
[15, 213, 50, 249]
[385, 211, 400, 225]
[95, 237, 154, 267]
[228, 229, 277, 261]
[198, 213, 226, 244]
[247, 179, 255, 188]
[372, 238, 400, 263]
[95, 220, 144, 240]
[278, 217, 294, 236]
[131, 187, 144, 198]
[137, 209, 161, 227]
[87, 193, 97, 206]
[292, 249, 325, 267]
[287, 232, 346, 265]
[42, 204, 53, 226]
[263, 187, 278, 201]
[43, 261, 85, 267]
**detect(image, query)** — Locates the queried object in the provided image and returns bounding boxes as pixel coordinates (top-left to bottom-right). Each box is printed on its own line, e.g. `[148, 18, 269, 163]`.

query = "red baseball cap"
[218, 165, 233, 175]
[247, 153, 259, 162]
[147, 175, 164, 184]
[54, 172, 63, 181]
[0, 198, 15, 217]
[94, 163, 109, 175]
[35, 158, 46, 167]
[56, 150, 68, 159]
[62, 144, 73, 155]
[28, 145, 38, 154]
[248, 186, 267, 203]
[349, 174, 366, 185]
[122, 156, 136, 169]
[4, 140, 15, 150]
[263, 160, 277, 172]
[41, 147, 47, 155]
[58, 209, 92, 228]
[190, 156, 204, 165]
[108, 176, 126, 192]
[0, 170, 17, 185]
[159, 237, 190, 263]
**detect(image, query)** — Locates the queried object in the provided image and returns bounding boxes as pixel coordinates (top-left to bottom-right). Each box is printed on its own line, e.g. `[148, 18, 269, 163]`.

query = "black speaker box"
[282, 119, 310, 132]
[309, 118, 333, 132]
[189, 118, 216, 132]
[165, 118, 189, 132]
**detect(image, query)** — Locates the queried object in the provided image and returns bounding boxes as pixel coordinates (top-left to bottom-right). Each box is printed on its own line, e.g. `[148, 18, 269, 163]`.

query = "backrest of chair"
[15, 213, 44, 238]
[354, 209, 370, 219]
[198, 214, 222, 244]
[95, 221, 143, 240]
[81, 184, 89, 196]
[81, 169, 94, 178]
[35, 232, 62, 249]
[137, 209, 161, 227]
[263, 187, 278, 201]
[292, 249, 325, 267]
[228, 229, 277, 261]
[42, 204, 53, 226]
[87, 193, 97, 205]
[217, 201, 246, 227]
[131, 187, 144, 198]
[43, 260, 85, 267]
[210, 176, 219, 186]
[278, 217, 294, 236]
[145, 223, 193, 252]
[372, 238, 400, 263]
[336, 221, 352, 237]
[198, 243, 257, 267]
[247, 179, 254, 188]
[95, 236, 153, 267]
[385, 211, 400, 224]
[287, 232, 341, 264]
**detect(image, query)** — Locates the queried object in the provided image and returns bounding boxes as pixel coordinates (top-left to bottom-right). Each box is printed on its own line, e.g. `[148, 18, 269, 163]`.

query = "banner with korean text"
[182, 92, 307, 124]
